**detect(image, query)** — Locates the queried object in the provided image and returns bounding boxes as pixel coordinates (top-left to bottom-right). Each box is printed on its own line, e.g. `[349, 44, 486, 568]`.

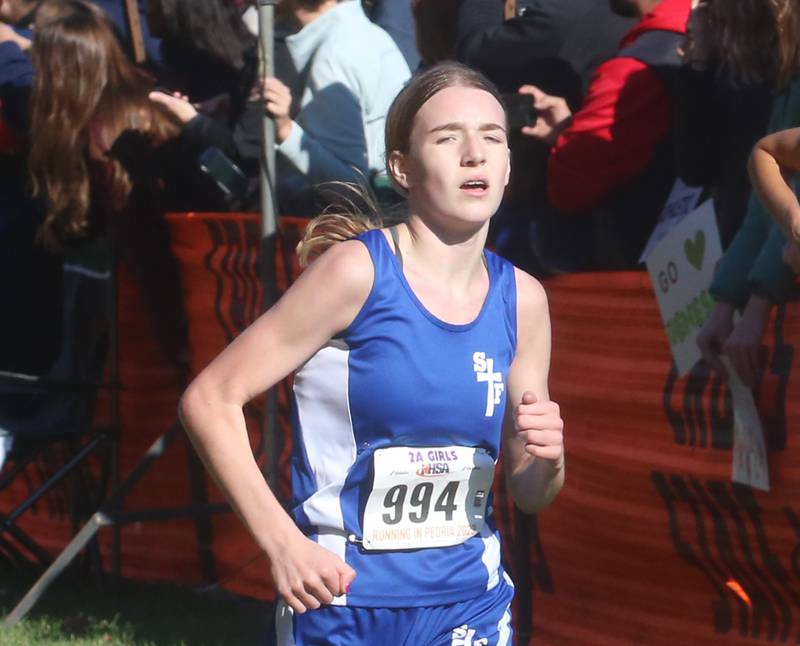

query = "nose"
[460, 132, 486, 167]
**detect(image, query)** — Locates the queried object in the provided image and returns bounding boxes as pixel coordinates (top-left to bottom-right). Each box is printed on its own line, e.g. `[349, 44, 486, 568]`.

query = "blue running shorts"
[265, 574, 514, 646]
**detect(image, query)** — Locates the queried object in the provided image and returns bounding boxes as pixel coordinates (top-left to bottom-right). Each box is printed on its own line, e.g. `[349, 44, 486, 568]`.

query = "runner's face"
[394, 86, 510, 233]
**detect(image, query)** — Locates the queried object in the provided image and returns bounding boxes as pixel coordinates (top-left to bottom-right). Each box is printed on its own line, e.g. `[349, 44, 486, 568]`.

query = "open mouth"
[460, 179, 489, 194]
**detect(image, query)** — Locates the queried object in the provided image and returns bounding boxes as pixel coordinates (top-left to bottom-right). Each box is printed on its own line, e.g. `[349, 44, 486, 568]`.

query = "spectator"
[520, 0, 690, 272]
[147, 0, 256, 111]
[0, 18, 61, 373]
[0, 0, 38, 32]
[144, 0, 262, 195]
[260, 0, 411, 215]
[93, 0, 163, 65]
[25, 0, 226, 360]
[672, 0, 774, 248]
[443, 0, 634, 270]
[28, 1, 187, 245]
[694, 0, 800, 387]
[0, 20, 29, 133]
[749, 126, 800, 270]
[698, 89, 800, 386]
[455, 0, 634, 104]
[367, 0, 420, 71]
[1, 0, 162, 63]
[412, 0, 460, 68]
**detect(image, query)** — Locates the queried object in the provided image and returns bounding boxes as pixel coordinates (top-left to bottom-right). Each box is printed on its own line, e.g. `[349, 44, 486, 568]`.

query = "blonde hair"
[296, 183, 406, 267]
[297, 211, 382, 267]
[296, 62, 504, 266]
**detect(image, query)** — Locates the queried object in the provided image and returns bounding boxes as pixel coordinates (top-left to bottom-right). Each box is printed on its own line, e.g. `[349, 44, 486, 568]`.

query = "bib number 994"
[382, 480, 459, 525]
[361, 446, 495, 550]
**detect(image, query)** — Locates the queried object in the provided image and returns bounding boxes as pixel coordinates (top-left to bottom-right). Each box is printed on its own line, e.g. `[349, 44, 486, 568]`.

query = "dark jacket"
[533, 0, 692, 272]
[671, 65, 773, 247]
[0, 41, 62, 373]
[456, 0, 634, 105]
[710, 84, 800, 307]
[157, 41, 263, 182]
[455, 0, 636, 228]
[0, 41, 33, 135]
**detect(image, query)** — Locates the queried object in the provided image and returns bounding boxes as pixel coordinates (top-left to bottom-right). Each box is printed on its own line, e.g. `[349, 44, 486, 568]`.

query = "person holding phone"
[518, 0, 691, 273]
[691, 0, 800, 387]
[179, 61, 564, 645]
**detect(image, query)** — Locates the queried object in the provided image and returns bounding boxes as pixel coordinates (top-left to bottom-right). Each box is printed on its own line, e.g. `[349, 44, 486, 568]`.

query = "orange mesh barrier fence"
[521, 271, 799, 646]
[162, 212, 307, 598]
[0, 213, 307, 601]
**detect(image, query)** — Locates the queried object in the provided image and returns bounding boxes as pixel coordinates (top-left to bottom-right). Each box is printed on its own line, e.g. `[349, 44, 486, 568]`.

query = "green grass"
[0, 570, 273, 645]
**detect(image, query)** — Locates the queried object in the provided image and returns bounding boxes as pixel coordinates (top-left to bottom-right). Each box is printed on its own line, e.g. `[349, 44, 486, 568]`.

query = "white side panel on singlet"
[480, 515, 501, 590]
[294, 339, 357, 606]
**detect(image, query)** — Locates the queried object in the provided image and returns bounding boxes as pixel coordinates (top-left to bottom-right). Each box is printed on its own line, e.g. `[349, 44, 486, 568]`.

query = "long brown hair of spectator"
[153, 0, 256, 71]
[710, 0, 800, 90]
[296, 62, 505, 266]
[28, 0, 180, 247]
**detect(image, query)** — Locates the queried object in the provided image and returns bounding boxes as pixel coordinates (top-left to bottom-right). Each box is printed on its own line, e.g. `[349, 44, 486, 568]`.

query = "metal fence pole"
[257, 0, 280, 492]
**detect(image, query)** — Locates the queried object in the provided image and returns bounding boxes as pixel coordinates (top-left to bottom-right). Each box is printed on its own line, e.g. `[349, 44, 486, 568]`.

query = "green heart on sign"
[684, 230, 706, 271]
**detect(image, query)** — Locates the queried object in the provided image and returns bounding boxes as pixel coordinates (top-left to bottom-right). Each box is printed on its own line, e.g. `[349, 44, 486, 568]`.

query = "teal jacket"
[710, 82, 800, 306]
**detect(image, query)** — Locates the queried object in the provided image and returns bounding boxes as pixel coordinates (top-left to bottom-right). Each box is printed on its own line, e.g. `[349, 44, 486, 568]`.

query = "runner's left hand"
[515, 391, 564, 469]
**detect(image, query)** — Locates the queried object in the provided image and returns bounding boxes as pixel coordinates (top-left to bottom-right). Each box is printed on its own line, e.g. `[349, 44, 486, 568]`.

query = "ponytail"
[297, 212, 382, 267]
[296, 182, 405, 267]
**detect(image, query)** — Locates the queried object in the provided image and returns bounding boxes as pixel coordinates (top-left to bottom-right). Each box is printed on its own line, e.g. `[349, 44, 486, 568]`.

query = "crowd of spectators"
[1, 0, 799, 390]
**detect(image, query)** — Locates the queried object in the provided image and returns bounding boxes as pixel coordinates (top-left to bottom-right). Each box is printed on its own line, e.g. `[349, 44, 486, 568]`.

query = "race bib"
[361, 446, 495, 551]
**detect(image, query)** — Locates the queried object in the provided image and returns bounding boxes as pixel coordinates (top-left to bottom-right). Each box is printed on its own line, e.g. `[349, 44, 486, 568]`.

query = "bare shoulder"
[277, 238, 375, 336]
[513, 267, 549, 327]
[300, 238, 374, 302]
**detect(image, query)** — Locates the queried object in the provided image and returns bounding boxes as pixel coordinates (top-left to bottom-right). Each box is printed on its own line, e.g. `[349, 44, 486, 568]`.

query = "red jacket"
[546, 0, 690, 213]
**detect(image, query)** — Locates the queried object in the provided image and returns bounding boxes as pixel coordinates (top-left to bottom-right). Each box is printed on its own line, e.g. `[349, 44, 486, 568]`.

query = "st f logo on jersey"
[473, 352, 504, 417]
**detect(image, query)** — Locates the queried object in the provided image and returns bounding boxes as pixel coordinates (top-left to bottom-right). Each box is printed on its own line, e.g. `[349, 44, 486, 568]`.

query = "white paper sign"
[640, 179, 703, 262]
[722, 358, 770, 491]
[645, 200, 722, 376]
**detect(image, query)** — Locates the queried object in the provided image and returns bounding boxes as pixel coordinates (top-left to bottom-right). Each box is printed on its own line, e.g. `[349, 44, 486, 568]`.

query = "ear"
[504, 148, 511, 187]
[388, 150, 411, 190]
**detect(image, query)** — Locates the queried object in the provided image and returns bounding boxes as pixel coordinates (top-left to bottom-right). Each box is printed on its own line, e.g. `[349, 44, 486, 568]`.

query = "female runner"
[179, 61, 565, 646]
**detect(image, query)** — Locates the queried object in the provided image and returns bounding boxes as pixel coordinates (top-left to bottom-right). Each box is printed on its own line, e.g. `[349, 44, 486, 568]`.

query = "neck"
[292, 0, 338, 27]
[398, 214, 489, 287]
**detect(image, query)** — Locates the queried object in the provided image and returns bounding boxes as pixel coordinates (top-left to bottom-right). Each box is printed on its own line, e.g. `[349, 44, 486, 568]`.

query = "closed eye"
[436, 135, 457, 144]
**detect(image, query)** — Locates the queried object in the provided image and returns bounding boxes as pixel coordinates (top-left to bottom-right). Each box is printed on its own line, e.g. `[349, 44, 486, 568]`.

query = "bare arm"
[748, 127, 800, 243]
[501, 269, 564, 514]
[178, 239, 373, 612]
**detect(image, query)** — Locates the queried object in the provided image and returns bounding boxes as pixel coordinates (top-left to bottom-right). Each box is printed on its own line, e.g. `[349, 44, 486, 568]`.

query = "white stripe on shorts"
[274, 600, 295, 646]
[497, 606, 512, 646]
